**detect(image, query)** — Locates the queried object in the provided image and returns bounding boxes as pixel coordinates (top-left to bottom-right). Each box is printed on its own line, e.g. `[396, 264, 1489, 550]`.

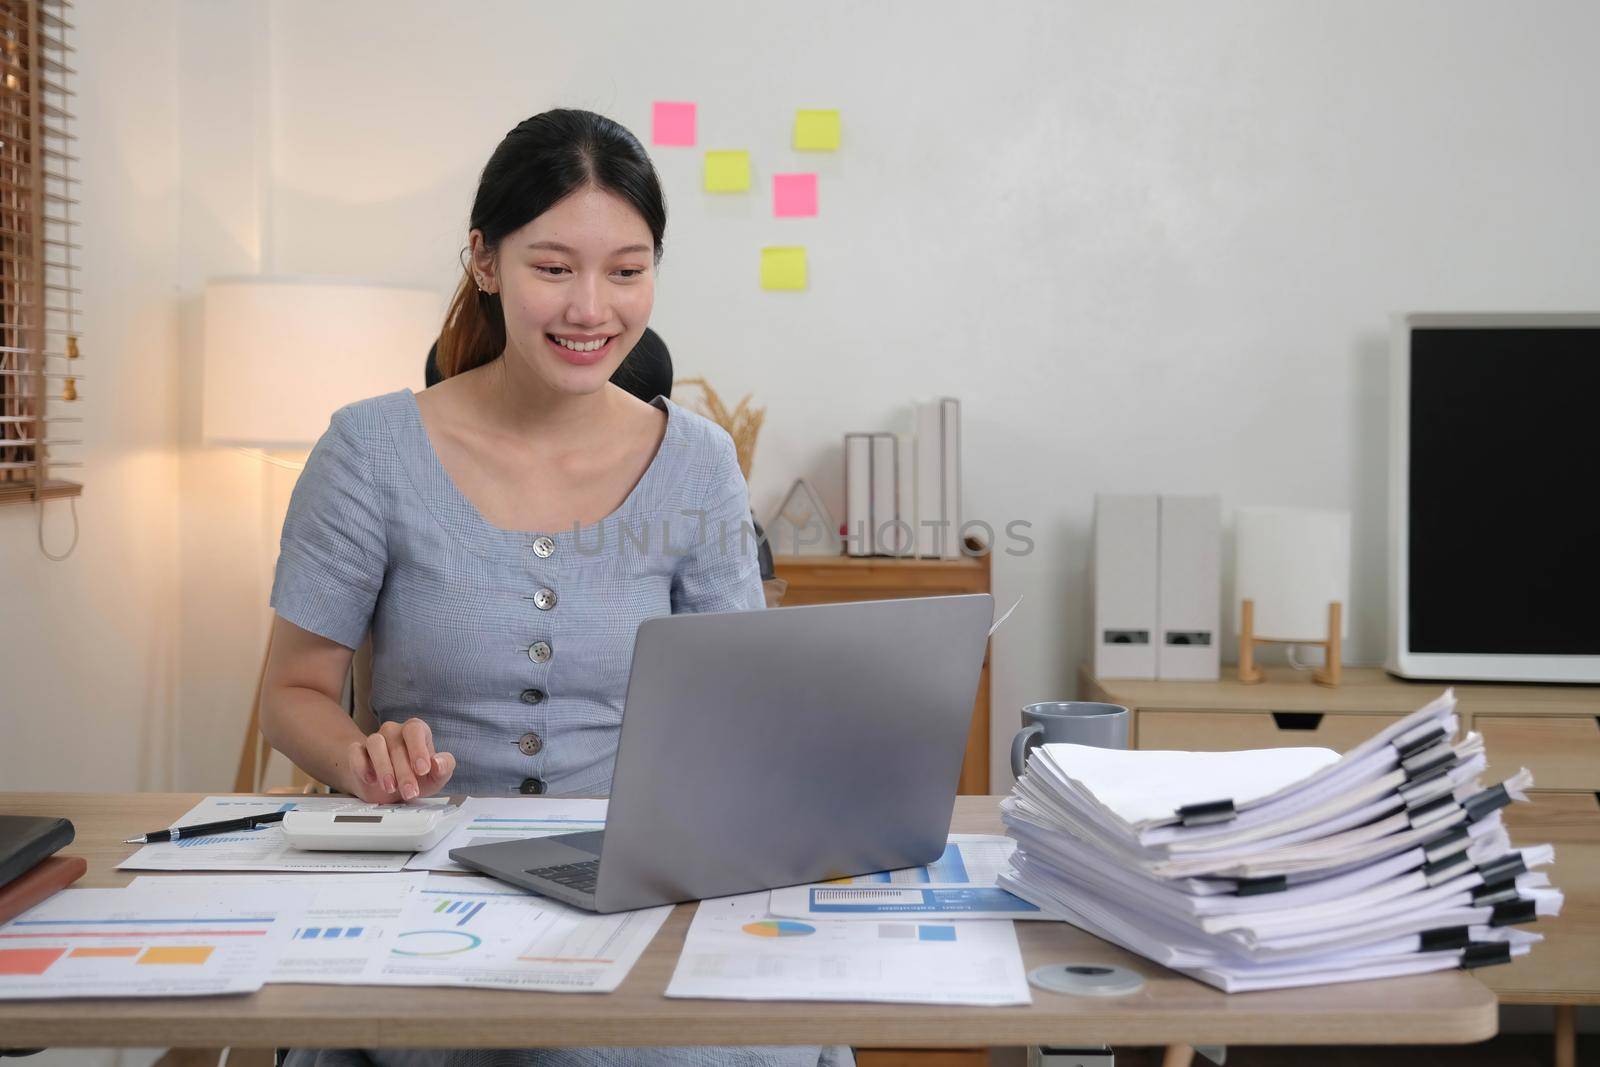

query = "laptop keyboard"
[526, 859, 599, 894]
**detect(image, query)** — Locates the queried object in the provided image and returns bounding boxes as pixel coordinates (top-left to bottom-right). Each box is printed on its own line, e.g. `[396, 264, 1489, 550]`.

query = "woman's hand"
[346, 718, 456, 803]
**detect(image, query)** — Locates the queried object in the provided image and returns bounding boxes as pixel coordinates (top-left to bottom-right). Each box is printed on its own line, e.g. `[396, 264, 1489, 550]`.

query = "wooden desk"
[0, 792, 1497, 1050]
[1083, 667, 1600, 1067]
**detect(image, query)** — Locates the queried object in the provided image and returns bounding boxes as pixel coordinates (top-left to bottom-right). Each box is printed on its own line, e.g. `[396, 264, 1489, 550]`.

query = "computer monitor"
[1387, 312, 1600, 682]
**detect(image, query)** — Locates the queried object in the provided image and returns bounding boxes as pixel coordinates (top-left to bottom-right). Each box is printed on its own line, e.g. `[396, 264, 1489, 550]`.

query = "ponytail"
[435, 269, 505, 379]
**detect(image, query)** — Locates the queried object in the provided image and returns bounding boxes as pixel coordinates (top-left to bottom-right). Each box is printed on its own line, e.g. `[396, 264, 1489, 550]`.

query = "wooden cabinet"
[1476, 715, 1600, 792]
[1136, 708, 1406, 753]
[773, 554, 991, 795]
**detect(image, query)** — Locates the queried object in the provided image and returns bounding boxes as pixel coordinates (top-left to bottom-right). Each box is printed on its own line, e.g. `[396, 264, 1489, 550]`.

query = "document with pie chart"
[666, 892, 1031, 1005]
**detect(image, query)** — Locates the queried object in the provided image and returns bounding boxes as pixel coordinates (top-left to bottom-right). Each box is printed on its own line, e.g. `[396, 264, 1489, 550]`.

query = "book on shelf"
[844, 433, 874, 556]
[844, 397, 964, 559]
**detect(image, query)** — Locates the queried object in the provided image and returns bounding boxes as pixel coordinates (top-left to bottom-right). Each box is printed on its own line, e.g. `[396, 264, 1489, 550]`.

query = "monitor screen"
[1408, 327, 1600, 656]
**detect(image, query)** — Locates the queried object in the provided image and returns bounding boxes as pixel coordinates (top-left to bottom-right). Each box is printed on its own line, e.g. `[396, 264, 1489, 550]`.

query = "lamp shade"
[1234, 506, 1351, 641]
[202, 277, 440, 448]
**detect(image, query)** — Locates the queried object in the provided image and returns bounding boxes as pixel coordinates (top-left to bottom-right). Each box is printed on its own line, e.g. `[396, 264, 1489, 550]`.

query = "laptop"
[449, 592, 994, 913]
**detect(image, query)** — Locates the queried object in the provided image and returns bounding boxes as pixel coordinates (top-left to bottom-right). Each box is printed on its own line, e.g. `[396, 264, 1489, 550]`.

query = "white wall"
[0, 0, 182, 793]
[5, 0, 1600, 798]
[254, 0, 1600, 788]
[171, 0, 293, 797]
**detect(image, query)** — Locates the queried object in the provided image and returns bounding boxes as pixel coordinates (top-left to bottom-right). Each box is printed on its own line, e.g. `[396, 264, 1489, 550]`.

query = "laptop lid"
[591, 592, 994, 912]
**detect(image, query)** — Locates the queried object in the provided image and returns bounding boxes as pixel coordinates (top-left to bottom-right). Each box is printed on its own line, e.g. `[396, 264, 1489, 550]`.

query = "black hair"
[435, 109, 667, 378]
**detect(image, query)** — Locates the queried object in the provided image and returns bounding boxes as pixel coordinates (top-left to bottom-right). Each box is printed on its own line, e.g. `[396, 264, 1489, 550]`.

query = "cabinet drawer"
[1481, 792, 1600, 1001]
[1476, 715, 1600, 791]
[1136, 710, 1404, 753]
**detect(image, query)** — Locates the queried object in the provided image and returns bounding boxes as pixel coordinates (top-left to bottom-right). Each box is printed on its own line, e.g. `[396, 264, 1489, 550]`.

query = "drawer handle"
[1272, 712, 1324, 731]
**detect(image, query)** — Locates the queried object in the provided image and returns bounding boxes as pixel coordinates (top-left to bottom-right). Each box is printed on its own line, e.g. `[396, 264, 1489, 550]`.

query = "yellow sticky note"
[793, 109, 840, 151]
[760, 246, 807, 291]
[704, 150, 751, 192]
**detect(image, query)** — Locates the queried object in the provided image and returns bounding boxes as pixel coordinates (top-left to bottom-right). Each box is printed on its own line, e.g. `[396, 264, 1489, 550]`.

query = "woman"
[263, 109, 849, 1067]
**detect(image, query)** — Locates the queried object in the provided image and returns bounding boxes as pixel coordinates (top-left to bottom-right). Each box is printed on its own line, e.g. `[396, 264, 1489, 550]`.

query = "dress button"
[520, 777, 546, 795]
[534, 588, 557, 611]
[517, 731, 544, 756]
[528, 640, 552, 664]
[532, 535, 555, 559]
[519, 688, 545, 705]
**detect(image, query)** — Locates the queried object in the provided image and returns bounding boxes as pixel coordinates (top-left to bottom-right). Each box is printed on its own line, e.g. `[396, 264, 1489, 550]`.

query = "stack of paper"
[998, 690, 1563, 992]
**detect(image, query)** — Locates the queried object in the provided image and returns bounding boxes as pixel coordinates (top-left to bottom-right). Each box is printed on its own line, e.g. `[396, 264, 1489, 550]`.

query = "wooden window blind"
[1, 0, 80, 508]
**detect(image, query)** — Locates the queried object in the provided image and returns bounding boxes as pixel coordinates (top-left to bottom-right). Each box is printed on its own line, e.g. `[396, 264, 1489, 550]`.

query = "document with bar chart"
[0, 884, 305, 999]
[405, 797, 608, 872]
[768, 835, 1046, 921]
[119, 797, 443, 873]
[667, 891, 1031, 1005]
[130, 872, 426, 984]
[363, 874, 669, 992]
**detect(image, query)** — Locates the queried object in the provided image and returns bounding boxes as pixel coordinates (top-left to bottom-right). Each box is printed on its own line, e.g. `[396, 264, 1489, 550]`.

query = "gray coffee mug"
[1011, 701, 1130, 778]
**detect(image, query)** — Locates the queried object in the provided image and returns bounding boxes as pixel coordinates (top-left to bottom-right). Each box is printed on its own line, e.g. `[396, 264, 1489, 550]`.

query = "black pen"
[124, 810, 288, 845]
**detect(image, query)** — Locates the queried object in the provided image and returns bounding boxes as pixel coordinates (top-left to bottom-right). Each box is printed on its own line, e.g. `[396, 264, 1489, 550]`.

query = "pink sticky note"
[773, 173, 818, 218]
[652, 101, 696, 147]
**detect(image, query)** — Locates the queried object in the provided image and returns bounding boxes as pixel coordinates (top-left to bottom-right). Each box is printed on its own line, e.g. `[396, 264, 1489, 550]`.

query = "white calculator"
[281, 802, 463, 852]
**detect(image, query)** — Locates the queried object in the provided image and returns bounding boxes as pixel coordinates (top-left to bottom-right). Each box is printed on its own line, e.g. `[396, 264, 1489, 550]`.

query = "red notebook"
[0, 855, 89, 925]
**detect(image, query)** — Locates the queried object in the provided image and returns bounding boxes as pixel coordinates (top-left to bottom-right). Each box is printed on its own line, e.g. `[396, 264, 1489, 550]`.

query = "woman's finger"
[417, 751, 456, 797]
[401, 718, 434, 778]
[388, 731, 420, 802]
[365, 732, 397, 799]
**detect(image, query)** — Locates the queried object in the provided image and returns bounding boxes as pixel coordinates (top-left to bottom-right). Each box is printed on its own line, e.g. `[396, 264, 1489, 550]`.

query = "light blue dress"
[272, 388, 851, 1067]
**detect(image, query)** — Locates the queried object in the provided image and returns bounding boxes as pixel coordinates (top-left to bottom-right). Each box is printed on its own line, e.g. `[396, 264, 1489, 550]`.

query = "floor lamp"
[201, 277, 439, 792]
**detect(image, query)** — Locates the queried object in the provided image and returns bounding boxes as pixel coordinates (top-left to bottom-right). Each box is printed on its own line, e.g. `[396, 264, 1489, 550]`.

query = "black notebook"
[0, 815, 75, 888]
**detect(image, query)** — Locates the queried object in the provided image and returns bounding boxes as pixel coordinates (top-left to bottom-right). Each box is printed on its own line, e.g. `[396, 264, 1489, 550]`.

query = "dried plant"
[674, 376, 766, 480]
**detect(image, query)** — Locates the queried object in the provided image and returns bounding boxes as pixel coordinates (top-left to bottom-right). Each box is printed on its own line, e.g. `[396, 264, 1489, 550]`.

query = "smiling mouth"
[547, 334, 615, 353]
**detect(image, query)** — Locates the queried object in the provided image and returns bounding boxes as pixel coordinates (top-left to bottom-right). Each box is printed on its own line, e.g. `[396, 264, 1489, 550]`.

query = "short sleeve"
[671, 431, 765, 615]
[270, 406, 387, 649]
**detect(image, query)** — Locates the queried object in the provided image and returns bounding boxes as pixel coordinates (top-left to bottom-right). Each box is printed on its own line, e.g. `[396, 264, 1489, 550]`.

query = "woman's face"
[473, 184, 656, 396]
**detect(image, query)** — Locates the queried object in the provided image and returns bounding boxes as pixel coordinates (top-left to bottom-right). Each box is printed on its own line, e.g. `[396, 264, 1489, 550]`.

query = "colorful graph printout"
[130, 871, 425, 985]
[742, 920, 815, 938]
[667, 892, 1031, 1005]
[405, 798, 607, 873]
[365, 874, 670, 993]
[0, 885, 302, 999]
[768, 836, 1045, 921]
